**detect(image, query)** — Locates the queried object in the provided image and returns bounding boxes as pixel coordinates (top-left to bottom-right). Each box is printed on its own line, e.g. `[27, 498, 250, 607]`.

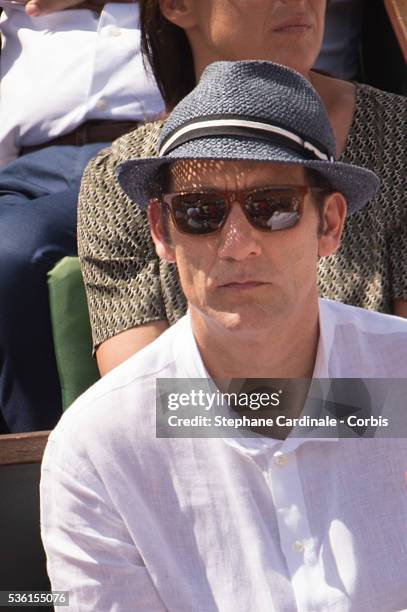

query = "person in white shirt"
[0, 1, 163, 432]
[40, 61, 407, 611]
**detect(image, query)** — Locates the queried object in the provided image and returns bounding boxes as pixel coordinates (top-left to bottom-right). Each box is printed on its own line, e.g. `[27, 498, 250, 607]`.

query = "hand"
[25, 0, 100, 16]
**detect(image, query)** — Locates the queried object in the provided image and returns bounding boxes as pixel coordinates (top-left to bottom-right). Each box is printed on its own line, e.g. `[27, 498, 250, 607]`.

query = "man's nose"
[217, 202, 262, 261]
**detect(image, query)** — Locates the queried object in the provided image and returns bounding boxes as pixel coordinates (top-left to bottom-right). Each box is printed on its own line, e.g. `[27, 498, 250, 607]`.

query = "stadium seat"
[0, 431, 52, 611]
[48, 257, 99, 411]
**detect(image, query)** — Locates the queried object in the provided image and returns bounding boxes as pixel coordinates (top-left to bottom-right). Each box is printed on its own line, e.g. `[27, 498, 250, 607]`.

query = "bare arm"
[25, 0, 93, 16]
[25, 0, 130, 16]
[96, 321, 169, 376]
[77, 122, 187, 378]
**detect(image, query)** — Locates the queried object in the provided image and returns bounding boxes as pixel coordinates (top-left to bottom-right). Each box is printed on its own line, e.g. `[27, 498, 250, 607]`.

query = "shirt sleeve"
[389, 210, 407, 301]
[77, 122, 168, 350]
[40, 436, 166, 612]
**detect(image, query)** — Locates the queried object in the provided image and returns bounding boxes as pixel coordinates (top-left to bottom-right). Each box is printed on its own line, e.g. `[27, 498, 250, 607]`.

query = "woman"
[77, 0, 407, 374]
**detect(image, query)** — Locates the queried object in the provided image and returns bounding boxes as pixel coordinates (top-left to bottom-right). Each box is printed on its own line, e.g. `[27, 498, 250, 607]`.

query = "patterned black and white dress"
[78, 84, 407, 348]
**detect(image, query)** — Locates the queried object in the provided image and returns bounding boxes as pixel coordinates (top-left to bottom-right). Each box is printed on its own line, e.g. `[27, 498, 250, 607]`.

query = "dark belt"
[19, 120, 140, 156]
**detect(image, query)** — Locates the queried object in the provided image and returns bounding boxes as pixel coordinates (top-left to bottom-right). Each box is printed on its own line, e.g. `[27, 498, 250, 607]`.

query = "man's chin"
[200, 305, 282, 333]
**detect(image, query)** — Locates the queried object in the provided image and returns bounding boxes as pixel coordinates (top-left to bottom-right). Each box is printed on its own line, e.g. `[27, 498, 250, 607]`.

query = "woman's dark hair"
[140, 0, 196, 110]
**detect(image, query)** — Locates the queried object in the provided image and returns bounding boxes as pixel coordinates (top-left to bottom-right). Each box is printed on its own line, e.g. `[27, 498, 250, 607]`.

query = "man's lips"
[218, 281, 268, 290]
[273, 18, 312, 33]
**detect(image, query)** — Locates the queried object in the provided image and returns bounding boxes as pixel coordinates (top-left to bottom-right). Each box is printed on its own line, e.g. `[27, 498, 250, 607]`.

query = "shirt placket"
[90, 7, 136, 116]
[261, 445, 329, 612]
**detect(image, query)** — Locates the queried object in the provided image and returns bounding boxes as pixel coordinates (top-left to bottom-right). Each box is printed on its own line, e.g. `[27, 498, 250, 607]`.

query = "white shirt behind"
[0, 3, 164, 166]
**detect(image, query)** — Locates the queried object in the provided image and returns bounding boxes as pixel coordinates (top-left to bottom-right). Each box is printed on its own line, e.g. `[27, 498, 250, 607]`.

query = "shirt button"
[96, 98, 108, 111]
[292, 540, 304, 553]
[110, 26, 122, 37]
[274, 452, 288, 466]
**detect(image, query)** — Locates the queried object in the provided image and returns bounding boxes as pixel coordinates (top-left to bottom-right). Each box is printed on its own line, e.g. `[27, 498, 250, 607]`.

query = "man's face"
[150, 160, 340, 335]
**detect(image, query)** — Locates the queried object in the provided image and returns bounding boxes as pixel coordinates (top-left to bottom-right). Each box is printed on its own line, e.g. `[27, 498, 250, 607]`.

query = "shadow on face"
[149, 159, 345, 334]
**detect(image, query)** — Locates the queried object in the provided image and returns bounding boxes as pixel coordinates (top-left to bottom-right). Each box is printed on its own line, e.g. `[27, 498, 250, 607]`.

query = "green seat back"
[48, 257, 100, 410]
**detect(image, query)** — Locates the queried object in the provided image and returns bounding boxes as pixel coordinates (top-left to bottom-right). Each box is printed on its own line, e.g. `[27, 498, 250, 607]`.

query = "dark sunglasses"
[157, 186, 320, 236]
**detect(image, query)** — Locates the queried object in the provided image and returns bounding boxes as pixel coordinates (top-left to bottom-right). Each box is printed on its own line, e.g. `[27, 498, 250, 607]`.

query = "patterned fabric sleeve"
[77, 121, 178, 349]
[389, 213, 407, 301]
[384, 91, 407, 302]
[318, 84, 407, 313]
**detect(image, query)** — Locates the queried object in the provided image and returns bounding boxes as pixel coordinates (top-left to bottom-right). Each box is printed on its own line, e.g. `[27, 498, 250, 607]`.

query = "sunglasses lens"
[166, 187, 303, 235]
[245, 188, 301, 231]
[171, 193, 227, 235]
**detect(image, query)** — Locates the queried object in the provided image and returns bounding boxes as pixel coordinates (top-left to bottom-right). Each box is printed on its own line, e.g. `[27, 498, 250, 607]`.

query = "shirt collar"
[313, 298, 335, 379]
[181, 301, 338, 456]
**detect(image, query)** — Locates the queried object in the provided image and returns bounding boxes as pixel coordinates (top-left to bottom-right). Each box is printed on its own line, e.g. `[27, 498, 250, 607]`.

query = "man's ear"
[148, 200, 176, 263]
[159, 0, 196, 29]
[317, 192, 347, 257]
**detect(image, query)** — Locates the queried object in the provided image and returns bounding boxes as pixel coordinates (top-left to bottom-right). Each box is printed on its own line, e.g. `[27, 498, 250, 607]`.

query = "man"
[0, 0, 163, 431]
[41, 62, 407, 611]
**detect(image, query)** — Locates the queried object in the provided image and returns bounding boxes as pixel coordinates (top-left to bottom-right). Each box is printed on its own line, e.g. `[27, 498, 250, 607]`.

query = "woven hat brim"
[117, 137, 380, 214]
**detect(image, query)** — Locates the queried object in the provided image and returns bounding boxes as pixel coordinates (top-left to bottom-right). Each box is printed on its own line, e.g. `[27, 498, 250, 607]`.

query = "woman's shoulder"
[344, 82, 406, 166]
[110, 119, 164, 163]
[351, 83, 407, 138]
[78, 119, 164, 195]
[353, 82, 407, 115]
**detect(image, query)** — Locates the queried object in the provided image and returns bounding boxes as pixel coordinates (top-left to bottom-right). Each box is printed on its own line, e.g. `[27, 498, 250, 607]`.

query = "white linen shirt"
[0, 3, 164, 166]
[40, 299, 407, 612]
